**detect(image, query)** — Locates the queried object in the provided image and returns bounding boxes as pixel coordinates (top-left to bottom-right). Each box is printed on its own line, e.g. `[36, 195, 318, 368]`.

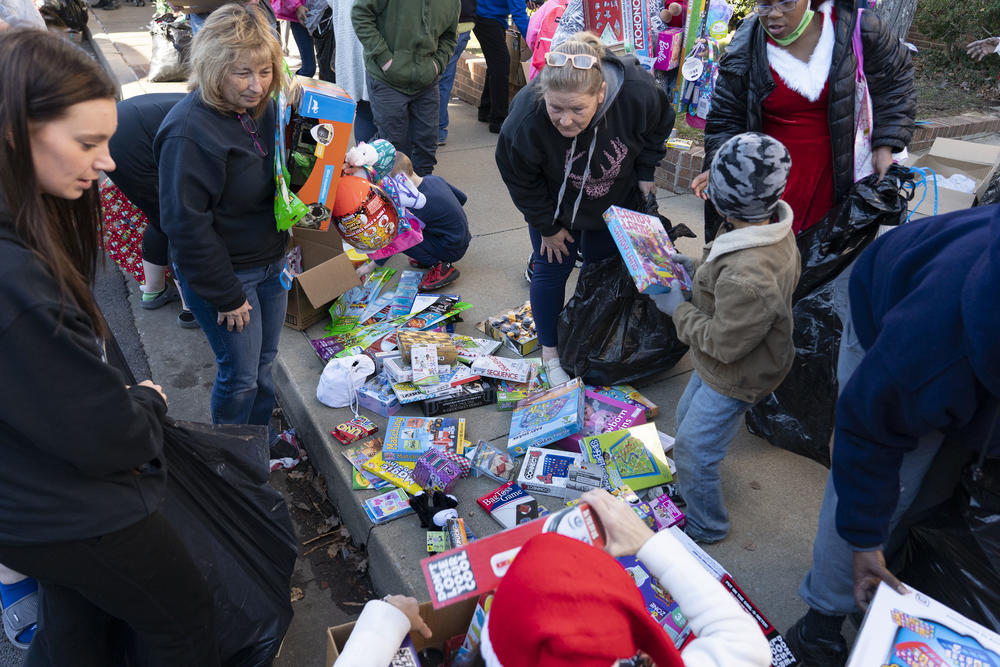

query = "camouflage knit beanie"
[708, 132, 791, 223]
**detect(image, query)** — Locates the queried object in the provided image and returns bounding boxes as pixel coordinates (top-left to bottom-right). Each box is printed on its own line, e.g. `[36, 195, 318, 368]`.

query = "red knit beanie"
[479, 533, 686, 667]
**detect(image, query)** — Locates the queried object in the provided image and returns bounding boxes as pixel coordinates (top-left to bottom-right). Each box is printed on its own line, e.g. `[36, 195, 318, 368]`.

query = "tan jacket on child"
[672, 201, 801, 404]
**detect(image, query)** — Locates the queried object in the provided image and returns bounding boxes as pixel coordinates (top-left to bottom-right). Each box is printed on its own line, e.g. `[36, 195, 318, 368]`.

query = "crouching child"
[653, 132, 801, 544]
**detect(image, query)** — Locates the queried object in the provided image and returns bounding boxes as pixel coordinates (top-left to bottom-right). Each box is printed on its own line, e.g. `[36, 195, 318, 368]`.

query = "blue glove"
[652, 280, 686, 316]
[671, 253, 696, 280]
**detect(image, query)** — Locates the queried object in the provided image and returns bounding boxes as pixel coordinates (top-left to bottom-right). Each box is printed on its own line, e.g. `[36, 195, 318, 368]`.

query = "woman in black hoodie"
[0, 29, 218, 664]
[495, 32, 675, 384]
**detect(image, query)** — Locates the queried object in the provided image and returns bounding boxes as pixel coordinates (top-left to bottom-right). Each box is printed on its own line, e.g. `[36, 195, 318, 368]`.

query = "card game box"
[422, 501, 604, 608]
[847, 582, 1000, 667]
[603, 206, 692, 295]
[554, 389, 646, 451]
[507, 378, 585, 456]
[383, 416, 466, 462]
[363, 487, 414, 524]
[516, 447, 585, 497]
[580, 423, 673, 492]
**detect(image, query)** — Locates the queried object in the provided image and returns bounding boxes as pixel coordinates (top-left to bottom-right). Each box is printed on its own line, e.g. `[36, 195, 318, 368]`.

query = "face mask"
[762, 7, 814, 46]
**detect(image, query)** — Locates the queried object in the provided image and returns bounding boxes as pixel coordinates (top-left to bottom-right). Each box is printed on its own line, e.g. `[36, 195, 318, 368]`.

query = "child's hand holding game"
[581, 489, 654, 558]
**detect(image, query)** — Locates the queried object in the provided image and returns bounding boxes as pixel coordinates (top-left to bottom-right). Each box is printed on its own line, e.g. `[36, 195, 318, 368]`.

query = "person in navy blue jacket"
[474, 0, 530, 132]
[786, 204, 1000, 666]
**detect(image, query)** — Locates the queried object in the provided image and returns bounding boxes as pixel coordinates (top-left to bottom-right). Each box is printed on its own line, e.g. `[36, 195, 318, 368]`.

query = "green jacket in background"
[351, 0, 459, 96]
[672, 201, 801, 405]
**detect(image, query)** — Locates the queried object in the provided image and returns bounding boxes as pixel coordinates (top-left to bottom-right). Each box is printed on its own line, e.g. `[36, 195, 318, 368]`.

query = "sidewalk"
[51, 7, 830, 665]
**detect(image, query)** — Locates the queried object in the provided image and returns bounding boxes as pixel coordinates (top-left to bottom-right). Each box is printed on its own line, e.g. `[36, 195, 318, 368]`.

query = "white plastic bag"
[316, 355, 375, 408]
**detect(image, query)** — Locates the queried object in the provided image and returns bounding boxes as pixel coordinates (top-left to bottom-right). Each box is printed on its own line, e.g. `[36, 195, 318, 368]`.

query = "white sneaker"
[543, 357, 571, 386]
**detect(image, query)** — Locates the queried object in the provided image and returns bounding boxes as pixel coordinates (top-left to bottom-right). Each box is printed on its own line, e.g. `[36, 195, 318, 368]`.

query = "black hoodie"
[495, 54, 674, 237]
[0, 199, 168, 546]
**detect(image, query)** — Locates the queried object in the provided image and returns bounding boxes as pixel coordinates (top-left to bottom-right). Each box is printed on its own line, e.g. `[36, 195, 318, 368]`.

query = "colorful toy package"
[412, 448, 464, 493]
[356, 371, 401, 418]
[847, 582, 1000, 667]
[361, 453, 422, 495]
[363, 487, 414, 524]
[603, 206, 693, 295]
[397, 330, 458, 364]
[516, 447, 585, 497]
[496, 360, 547, 411]
[450, 334, 502, 364]
[383, 416, 466, 462]
[390, 270, 422, 318]
[507, 378, 585, 456]
[342, 437, 389, 489]
[554, 389, 647, 451]
[422, 500, 603, 609]
[484, 301, 538, 356]
[410, 344, 440, 387]
[470, 355, 532, 383]
[580, 423, 673, 492]
[618, 555, 692, 647]
[649, 493, 686, 530]
[469, 439, 517, 483]
[589, 384, 659, 419]
[476, 481, 550, 529]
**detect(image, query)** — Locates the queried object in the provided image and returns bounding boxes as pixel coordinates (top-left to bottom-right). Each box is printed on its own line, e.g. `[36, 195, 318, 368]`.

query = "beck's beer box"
[603, 205, 692, 295]
[421, 501, 605, 609]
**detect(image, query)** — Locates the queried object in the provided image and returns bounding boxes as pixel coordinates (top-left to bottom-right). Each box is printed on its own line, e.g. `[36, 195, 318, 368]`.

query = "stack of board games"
[382, 416, 466, 462]
[516, 447, 584, 497]
[603, 206, 692, 295]
[507, 378, 585, 456]
[847, 582, 1000, 667]
[553, 389, 646, 451]
[342, 437, 392, 490]
[421, 502, 604, 608]
[496, 359, 547, 410]
[580, 423, 673, 492]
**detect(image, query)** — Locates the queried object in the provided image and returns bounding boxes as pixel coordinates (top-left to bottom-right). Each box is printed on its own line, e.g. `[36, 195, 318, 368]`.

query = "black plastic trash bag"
[898, 494, 1000, 633]
[745, 166, 914, 467]
[558, 255, 688, 386]
[158, 420, 297, 667]
[38, 0, 87, 31]
[148, 15, 192, 83]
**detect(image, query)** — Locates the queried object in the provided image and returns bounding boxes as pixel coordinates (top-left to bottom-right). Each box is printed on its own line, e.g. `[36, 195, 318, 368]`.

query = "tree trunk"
[872, 0, 918, 43]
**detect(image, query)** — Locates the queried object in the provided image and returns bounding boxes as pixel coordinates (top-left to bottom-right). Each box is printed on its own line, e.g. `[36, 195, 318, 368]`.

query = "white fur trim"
[479, 614, 504, 667]
[706, 200, 794, 263]
[765, 1, 834, 103]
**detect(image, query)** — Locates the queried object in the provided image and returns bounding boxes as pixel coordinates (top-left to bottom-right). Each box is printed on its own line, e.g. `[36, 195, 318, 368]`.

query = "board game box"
[496, 359, 547, 410]
[618, 555, 692, 647]
[507, 378, 585, 456]
[421, 379, 496, 417]
[361, 453, 422, 495]
[603, 205, 692, 295]
[588, 384, 659, 419]
[422, 501, 604, 609]
[470, 355, 532, 383]
[477, 481, 550, 529]
[553, 389, 647, 451]
[580, 423, 673, 492]
[356, 371, 401, 417]
[516, 447, 585, 497]
[383, 416, 466, 462]
[847, 582, 1000, 667]
[449, 334, 502, 364]
[363, 487, 414, 524]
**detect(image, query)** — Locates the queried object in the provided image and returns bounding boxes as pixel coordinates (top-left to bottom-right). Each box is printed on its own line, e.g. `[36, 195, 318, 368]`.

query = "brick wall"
[452, 51, 528, 108]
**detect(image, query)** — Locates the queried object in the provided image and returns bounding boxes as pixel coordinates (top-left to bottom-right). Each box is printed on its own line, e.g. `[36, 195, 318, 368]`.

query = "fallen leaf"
[749, 480, 762, 490]
[742, 541, 756, 551]
[290, 587, 304, 602]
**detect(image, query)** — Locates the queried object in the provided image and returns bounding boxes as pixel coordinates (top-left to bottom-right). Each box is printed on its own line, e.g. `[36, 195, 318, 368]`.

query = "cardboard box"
[284, 227, 360, 330]
[654, 28, 683, 71]
[905, 137, 1000, 216]
[326, 597, 481, 666]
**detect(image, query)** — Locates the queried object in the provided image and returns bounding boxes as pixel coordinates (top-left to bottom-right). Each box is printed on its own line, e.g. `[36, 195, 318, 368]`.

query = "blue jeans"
[288, 20, 316, 78]
[173, 259, 288, 427]
[438, 31, 471, 143]
[798, 271, 944, 616]
[673, 372, 754, 542]
[527, 225, 619, 348]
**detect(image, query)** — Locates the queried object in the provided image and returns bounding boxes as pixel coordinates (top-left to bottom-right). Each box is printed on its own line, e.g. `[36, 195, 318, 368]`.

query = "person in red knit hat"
[333, 490, 770, 667]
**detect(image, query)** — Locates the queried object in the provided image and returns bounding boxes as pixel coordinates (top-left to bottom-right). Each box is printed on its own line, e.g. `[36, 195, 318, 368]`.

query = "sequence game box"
[507, 378, 585, 456]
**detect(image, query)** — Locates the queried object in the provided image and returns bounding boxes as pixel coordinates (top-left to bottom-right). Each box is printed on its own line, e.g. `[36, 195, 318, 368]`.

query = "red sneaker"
[419, 262, 459, 290]
[408, 258, 432, 269]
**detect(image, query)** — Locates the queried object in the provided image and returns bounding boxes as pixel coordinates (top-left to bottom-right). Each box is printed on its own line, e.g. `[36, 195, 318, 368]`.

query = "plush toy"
[409, 490, 459, 529]
[660, 1, 684, 27]
[344, 139, 397, 182]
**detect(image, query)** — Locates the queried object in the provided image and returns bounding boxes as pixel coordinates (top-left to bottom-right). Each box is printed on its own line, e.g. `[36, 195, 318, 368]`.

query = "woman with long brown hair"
[0, 29, 218, 664]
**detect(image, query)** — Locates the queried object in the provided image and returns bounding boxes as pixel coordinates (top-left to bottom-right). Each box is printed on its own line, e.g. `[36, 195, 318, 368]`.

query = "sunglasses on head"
[544, 52, 599, 70]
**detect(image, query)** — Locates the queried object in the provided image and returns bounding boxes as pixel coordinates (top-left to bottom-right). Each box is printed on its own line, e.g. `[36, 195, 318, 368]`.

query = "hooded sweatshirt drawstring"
[552, 130, 598, 230]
